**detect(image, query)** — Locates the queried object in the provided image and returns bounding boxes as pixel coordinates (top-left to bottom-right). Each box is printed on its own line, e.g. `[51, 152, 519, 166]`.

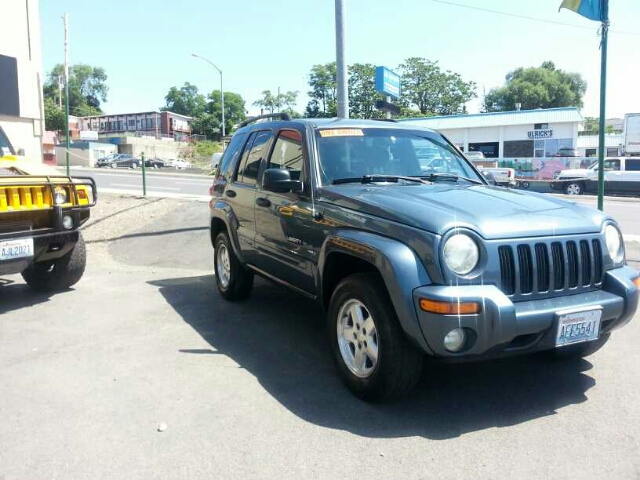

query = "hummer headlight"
[53, 187, 68, 205]
[604, 224, 624, 264]
[443, 234, 480, 275]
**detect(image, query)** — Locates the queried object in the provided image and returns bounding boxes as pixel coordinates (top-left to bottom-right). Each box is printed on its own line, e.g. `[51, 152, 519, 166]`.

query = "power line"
[432, 0, 640, 36]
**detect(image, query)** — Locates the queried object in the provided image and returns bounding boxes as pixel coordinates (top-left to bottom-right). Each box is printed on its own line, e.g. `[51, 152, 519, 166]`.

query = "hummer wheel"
[22, 233, 86, 292]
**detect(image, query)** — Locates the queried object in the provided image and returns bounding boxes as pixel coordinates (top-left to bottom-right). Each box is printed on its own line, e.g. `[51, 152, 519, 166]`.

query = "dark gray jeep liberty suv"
[209, 113, 639, 402]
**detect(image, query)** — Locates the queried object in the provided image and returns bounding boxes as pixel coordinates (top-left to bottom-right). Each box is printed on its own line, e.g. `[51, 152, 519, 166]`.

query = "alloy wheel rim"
[336, 299, 379, 378]
[216, 245, 231, 288]
[567, 184, 580, 195]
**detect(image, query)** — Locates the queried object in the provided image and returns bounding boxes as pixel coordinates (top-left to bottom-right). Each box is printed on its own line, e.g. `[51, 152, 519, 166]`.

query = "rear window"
[220, 132, 247, 177]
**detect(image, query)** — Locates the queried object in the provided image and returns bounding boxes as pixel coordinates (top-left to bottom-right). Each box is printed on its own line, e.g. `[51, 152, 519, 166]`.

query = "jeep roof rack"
[236, 112, 291, 129]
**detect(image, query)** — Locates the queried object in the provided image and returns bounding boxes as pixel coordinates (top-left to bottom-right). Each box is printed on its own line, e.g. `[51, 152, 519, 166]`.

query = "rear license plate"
[555, 308, 602, 347]
[0, 238, 34, 262]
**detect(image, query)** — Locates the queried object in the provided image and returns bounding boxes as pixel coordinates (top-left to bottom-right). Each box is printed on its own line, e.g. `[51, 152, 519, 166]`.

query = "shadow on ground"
[0, 279, 54, 315]
[150, 274, 595, 440]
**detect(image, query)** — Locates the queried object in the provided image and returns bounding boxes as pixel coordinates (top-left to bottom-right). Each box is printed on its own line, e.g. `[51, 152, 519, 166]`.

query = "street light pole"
[191, 53, 225, 138]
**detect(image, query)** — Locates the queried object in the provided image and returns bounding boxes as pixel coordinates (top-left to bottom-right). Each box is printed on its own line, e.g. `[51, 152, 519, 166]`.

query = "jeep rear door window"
[268, 130, 304, 181]
[316, 128, 481, 184]
[238, 131, 272, 185]
[625, 159, 640, 171]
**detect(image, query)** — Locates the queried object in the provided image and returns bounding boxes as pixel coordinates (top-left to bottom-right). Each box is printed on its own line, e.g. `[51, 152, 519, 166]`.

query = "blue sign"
[375, 66, 401, 99]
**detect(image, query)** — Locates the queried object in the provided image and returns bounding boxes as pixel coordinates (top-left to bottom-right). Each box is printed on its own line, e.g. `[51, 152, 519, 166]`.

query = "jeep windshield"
[316, 127, 483, 185]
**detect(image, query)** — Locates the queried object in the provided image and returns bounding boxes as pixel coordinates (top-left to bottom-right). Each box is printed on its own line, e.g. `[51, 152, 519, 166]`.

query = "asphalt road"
[62, 167, 213, 199]
[1, 197, 639, 479]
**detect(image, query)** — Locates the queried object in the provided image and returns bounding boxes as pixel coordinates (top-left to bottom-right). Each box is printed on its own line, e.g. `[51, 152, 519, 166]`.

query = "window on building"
[534, 123, 549, 130]
[504, 140, 534, 157]
[128, 119, 135, 127]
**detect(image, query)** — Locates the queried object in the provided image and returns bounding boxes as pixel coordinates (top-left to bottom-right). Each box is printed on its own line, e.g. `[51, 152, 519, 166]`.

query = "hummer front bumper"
[412, 266, 639, 359]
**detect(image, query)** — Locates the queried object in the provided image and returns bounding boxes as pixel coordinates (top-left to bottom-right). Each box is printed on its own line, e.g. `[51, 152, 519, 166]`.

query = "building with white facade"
[79, 111, 192, 140]
[0, 0, 44, 160]
[401, 107, 583, 159]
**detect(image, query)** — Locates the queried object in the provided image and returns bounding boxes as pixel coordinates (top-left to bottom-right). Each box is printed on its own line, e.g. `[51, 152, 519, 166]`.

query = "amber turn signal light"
[419, 298, 481, 315]
[633, 277, 640, 289]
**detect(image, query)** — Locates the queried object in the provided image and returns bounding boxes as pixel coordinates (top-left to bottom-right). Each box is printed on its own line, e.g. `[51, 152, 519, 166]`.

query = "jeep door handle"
[225, 190, 236, 198]
[256, 197, 271, 208]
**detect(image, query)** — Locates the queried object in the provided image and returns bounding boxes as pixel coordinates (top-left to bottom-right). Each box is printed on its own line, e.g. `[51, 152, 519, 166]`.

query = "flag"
[559, 0, 607, 22]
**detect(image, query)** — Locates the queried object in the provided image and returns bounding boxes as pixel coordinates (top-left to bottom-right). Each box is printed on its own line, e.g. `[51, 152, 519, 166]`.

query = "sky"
[39, 0, 640, 119]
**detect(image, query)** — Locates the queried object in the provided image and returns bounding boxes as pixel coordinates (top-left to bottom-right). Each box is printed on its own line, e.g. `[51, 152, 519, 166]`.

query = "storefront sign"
[527, 129, 553, 139]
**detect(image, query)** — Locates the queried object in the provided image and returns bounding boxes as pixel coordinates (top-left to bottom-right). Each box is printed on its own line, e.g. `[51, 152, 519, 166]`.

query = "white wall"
[0, 0, 44, 161]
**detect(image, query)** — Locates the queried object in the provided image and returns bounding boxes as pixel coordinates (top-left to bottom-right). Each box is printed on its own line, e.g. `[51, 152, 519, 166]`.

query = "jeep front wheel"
[564, 182, 583, 195]
[22, 233, 86, 292]
[328, 273, 423, 402]
[214, 231, 253, 301]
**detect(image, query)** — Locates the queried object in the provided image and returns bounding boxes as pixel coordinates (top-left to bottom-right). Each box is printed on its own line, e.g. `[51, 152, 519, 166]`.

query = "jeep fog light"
[53, 187, 68, 205]
[443, 234, 479, 275]
[605, 224, 624, 264]
[62, 215, 73, 230]
[444, 328, 466, 352]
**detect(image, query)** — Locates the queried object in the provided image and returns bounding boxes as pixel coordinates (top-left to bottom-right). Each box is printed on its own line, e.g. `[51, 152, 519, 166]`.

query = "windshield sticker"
[319, 129, 364, 138]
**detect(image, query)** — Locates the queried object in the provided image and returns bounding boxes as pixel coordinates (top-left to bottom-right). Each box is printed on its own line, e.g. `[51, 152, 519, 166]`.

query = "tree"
[43, 64, 108, 116]
[582, 116, 616, 135]
[348, 63, 385, 119]
[483, 61, 587, 112]
[162, 82, 207, 117]
[398, 57, 476, 116]
[201, 90, 246, 139]
[305, 63, 337, 117]
[44, 97, 66, 131]
[252, 89, 298, 115]
[253, 90, 278, 114]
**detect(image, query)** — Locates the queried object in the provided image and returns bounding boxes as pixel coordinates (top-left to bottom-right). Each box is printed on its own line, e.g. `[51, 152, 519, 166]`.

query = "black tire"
[521, 181, 530, 189]
[564, 182, 583, 195]
[22, 233, 86, 292]
[328, 273, 423, 402]
[549, 333, 611, 360]
[131, 162, 138, 169]
[214, 231, 253, 301]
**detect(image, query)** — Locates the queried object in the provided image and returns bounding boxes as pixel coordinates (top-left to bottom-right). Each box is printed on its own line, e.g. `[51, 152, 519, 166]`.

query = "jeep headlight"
[443, 234, 479, 275]
[605, 224, 624, 264]
[53, 187, 68, 205]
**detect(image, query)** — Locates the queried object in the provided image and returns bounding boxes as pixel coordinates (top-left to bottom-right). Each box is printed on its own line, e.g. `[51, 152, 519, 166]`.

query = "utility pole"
[63, 13, 70, 176]
[57, 76, 63, 108]
[191, 54, 225, 140]
[335, 0, 349, 118]
[596, 0, 609, 211]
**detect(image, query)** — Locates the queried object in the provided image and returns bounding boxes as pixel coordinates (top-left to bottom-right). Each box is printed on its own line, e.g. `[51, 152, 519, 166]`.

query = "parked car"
[550, 157, 640, 195]
[555, 147, 580, 157]
[478, 167, 517, 188]
[209, 114, 639, 402]
[1, 125, 97, 292]
[172, 159, 192, 170]
[145, 158, 165, 169]
[211, 152, 223, 170]
[95, 154, 139, 169]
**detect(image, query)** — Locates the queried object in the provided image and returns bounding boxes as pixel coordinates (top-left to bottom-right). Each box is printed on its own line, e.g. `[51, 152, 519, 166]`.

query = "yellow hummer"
[0, 126, 96, 292]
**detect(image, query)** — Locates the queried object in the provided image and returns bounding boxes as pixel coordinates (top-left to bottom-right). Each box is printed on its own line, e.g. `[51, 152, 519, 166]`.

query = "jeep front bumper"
[412, 266, 639, 359]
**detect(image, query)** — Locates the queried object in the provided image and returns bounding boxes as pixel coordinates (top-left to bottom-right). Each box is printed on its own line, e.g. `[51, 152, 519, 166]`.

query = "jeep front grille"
[498, 238, 604, 299]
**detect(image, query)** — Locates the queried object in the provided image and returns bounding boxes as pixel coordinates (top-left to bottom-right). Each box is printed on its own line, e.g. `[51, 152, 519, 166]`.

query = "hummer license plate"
[555, 308, 602, 347]
[0, 238, 34, 262]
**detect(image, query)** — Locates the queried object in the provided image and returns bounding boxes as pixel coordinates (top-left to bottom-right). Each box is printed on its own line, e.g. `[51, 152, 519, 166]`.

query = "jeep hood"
[318, 184, 607, 240]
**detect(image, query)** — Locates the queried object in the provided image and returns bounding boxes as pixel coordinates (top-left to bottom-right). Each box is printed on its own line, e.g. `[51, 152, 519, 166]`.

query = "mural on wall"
[497, 157, 593, 180]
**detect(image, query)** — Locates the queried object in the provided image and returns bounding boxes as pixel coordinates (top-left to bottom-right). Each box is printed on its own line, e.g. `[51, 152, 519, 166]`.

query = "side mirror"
[263, 168, 303, 193]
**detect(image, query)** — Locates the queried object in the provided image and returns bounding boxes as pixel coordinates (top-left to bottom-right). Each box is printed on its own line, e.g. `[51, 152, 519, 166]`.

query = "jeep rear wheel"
[565, 182, 583, 195]
[22, 233, 86, 292]
[214, 231, 253, 301]
[328, 273, 423, 402]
